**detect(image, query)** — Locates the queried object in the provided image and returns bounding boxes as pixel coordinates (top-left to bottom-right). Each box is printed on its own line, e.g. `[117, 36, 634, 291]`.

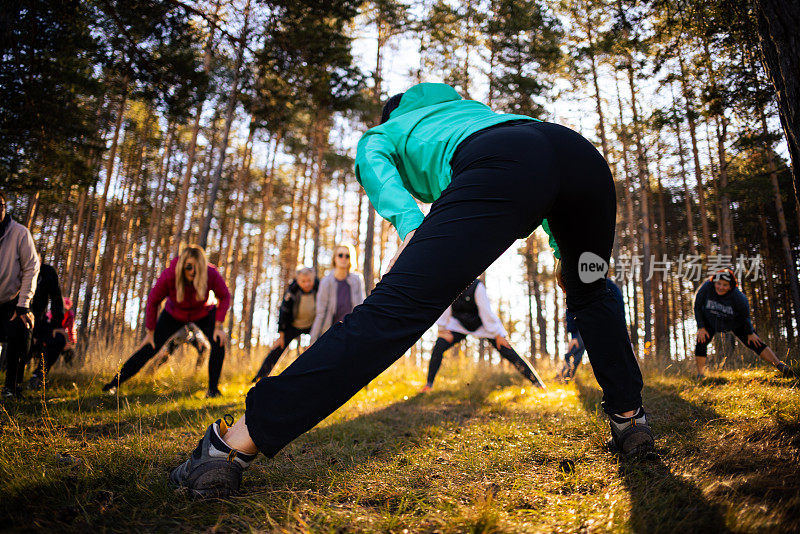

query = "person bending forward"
[103, 245, 231, 397]
[424, 279, 545, 390]
[170, 82, 653, 498]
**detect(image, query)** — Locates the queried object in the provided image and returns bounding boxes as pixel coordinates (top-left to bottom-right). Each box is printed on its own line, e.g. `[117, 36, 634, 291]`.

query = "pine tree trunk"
[763, 115, 800, 323]
[199, 0, 251, 247]
[80, 83, 128, 342]
[173, 4, 219, 253]
[754, 0, 800, 204]
[627, 65, 652, 346]
[679, 53, 712, 256]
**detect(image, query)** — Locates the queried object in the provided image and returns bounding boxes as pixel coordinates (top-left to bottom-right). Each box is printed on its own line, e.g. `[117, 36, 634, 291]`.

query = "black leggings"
[0, 297, 32, 392]
[426, 332, 541, 386]
[245, 121, 641, 457]
[252, 325, 310, 381]
[695, 325, 768, 357]
[111, 309, 225, 390]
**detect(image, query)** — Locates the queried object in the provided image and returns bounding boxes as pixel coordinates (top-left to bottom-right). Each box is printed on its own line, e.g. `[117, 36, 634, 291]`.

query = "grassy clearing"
[1, 354, 799, 533]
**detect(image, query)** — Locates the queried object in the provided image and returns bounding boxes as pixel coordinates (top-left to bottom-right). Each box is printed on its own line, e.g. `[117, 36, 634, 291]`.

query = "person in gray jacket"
[310, 244, 365, 343]
[0, 191, 41, 398]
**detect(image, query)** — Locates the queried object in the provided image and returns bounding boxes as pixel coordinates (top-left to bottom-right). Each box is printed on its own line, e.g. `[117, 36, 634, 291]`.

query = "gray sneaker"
[607, 407, 655, 458]
[169, 418, 256, 498]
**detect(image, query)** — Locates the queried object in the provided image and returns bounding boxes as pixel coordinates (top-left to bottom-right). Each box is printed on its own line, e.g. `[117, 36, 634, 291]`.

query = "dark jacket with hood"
[277, 277, 320, 332]
[693, 279, 754, 335]
[31, 263, 64, 328]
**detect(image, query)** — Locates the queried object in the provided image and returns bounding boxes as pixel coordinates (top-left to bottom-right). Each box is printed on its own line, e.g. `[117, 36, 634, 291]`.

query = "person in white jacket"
[423, 279, 545, 391]
[0, 191, 41, 398]
[310, 244, 365, 343]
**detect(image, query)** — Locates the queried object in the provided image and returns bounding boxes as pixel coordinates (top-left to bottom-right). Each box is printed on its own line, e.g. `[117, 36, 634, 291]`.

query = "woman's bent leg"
[196, 310, 225, 391]
[540, 122, 643, 415]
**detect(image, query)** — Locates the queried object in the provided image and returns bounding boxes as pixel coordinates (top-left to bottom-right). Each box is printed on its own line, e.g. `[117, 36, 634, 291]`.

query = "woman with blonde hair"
[309, 244, 365, 342]
[103, 244, 231, 397]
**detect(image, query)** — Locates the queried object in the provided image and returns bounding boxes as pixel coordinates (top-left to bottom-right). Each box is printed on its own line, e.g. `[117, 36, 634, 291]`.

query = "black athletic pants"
[245, 121, 642, 457]
[111, 308, 225, 390]
[252, 325, 311, 381]
[426, 332, 540, 386]
[695, 325, 767, 357]
[0, 297, 32, 393]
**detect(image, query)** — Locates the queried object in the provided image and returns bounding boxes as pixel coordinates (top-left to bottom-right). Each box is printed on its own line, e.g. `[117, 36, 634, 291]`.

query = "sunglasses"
[184, 263, 196, 272]
[337, 253, 350, 259]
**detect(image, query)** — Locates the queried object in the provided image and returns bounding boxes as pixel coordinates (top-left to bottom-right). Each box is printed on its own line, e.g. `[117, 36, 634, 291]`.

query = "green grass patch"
[2, 361, 799, 532]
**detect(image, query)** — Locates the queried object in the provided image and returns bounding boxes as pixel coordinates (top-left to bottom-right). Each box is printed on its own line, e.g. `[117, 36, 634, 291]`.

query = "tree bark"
[199, 0, 251, 247]
[80, 83, 128, 342]
[754, 0, 800, 204]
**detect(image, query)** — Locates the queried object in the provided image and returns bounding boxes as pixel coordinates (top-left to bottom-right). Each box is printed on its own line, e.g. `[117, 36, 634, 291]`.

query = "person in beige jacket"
[0, 191, 40, 398]
[309, 244, 365, 343]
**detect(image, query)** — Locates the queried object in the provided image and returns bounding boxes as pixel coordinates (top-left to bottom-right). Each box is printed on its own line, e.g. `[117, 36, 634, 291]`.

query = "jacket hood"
[389, 83, 463, 121]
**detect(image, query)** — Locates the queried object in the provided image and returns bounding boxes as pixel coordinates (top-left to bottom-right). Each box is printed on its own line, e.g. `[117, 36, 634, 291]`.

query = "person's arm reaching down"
[144, 267, 172, 331]
[16, 226, 40, 312]
[474, 282, 507, 339]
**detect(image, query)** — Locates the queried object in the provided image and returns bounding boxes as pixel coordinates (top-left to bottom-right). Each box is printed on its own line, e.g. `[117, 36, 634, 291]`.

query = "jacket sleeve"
[16, 226, 40, 310]
[436, 306, 453, 329]
[277, 289, 295, 332]
[145, 266, 172, 331]
[355, 133, 425, 241]
[309, 276, 329, 343]
[693, 281, 709, 329]
[733, 290, 755, 335]
[208, 266, 231, 323]
[475, 282, 507, 338]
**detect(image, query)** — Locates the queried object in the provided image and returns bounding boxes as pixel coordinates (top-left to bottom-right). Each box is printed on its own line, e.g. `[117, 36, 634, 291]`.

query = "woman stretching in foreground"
[170, 83, 652, 497]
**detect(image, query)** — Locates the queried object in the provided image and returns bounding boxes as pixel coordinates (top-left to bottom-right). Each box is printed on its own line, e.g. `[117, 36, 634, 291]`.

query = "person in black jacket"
[25, 263, 65, 389]
[252, 268, 319, 381]
[694, 268, 794, 379]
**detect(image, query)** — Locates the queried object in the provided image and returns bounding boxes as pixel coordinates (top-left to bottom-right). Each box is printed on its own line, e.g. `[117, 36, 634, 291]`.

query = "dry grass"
[1, 343, 799, 532]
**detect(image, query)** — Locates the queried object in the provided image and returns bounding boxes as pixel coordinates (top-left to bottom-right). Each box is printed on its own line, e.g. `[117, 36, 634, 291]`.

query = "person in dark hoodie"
[0, 191, 40, 398]
[171, 83, 652, 498]
[252, 267, 319, 381]
[694, 268, 793, 379]
[423, 278, 545, 391]
[26, 263, 64, 389]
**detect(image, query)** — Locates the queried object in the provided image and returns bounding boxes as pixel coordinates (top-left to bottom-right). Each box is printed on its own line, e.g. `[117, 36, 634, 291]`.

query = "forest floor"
[1, 355, 800, 533]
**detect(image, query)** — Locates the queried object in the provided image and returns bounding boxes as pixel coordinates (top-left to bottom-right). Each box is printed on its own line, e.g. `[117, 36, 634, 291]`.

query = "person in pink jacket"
[102, 245, 231, 397]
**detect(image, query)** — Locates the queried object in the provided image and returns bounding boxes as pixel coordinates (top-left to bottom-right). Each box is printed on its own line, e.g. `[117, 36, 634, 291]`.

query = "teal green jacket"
[354, 82, 559, 257]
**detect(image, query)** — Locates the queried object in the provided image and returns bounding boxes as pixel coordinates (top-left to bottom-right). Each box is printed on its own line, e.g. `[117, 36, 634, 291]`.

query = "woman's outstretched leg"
[489, 339, 546, 389]
[105, 312, 183, 390]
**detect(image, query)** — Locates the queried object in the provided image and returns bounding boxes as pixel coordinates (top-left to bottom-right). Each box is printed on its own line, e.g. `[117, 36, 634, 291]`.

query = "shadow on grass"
[0, 373, 504, 530]
[576, 380, 731, 534]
